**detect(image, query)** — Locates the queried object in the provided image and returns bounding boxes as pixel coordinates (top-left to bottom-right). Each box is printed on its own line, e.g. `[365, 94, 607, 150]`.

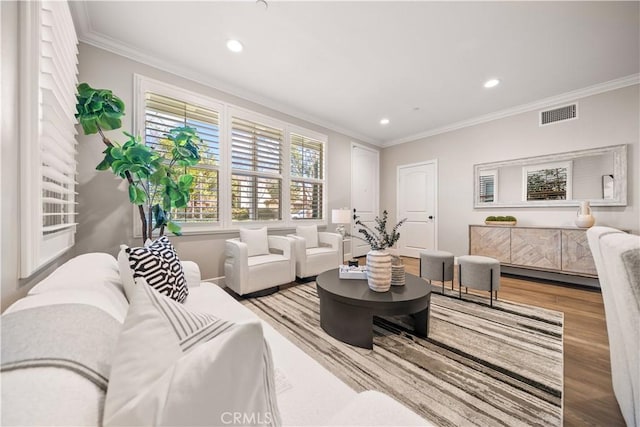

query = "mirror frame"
[473, 144, 627, 208]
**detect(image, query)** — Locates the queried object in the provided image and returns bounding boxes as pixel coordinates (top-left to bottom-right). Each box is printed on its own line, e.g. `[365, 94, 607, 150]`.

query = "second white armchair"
[289, 225, 342, 279]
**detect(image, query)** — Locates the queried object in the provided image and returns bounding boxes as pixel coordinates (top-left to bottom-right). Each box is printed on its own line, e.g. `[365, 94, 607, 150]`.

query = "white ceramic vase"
[575, 201, 595, 228]
[366, 250, 392, 292]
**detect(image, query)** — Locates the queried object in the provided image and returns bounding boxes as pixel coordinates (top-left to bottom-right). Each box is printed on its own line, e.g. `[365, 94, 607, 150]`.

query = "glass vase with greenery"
[75, 83, 201, 243]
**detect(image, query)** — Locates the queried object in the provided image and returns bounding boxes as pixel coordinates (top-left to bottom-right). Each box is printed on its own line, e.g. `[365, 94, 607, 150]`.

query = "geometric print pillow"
[125, 236, 188, 303]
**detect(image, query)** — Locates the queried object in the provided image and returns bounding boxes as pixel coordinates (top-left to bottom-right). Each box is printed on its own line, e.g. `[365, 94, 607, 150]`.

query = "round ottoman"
[457, 255, 500, 307]
[419, 250, 455, 294]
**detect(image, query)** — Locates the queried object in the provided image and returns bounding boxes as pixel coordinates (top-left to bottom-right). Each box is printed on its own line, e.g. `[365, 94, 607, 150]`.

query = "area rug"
[241, 283, 564, 427]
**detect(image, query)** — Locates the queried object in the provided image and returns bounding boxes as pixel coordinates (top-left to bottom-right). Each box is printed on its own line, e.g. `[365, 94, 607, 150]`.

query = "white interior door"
[397, 161, 437, 257]
[351, 143, 379, 257]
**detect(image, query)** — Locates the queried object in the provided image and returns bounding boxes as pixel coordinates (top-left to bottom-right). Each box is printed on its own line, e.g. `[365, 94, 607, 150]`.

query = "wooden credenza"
[469, 225, 598, 287]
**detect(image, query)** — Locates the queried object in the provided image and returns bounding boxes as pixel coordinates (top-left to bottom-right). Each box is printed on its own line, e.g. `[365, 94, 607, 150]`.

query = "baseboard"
[501, 266, 600, 288]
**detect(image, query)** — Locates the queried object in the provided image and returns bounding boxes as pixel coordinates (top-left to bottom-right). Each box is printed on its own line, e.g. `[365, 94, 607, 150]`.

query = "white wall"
[75, 43, 371, 280]
[381, 85, 640, 257]
[1, 2, 73, 311]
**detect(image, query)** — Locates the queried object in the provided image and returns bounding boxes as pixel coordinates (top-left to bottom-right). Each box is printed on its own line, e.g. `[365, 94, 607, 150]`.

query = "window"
[144, 93, 220, 223]
[20, 1, 79, 277]
[290, 133, 325, 219]
[478, 170, 497, 203]
[231, 116, 283, 221]
[135, 75, 328, 233]
[522, 161, 573, 201]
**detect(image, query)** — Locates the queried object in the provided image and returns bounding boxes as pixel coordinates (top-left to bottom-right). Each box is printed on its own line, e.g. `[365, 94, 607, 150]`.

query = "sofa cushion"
[240, 226, 270, 257]
[125, 236, 188, 303]
[103, 280, 281, 427]
[28, 252, 124, 298]
[307, 246, 335, 256]
[4, 288, 128, 323]
[297, 224, 319, 249]
[248, 253, 289, 267]
[185, 284, 361, 426]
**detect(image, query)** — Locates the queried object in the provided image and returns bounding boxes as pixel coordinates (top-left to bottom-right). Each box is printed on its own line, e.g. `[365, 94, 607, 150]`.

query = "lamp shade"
[332, 208, 351, 224]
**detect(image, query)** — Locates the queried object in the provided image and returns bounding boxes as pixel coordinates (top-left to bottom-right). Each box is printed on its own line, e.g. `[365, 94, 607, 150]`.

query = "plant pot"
[366, 250, 392, 292]
[484, 221, 517, 226]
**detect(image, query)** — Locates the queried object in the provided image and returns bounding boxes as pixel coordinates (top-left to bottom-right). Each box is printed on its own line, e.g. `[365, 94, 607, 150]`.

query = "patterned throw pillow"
[126, 236, 188, 303]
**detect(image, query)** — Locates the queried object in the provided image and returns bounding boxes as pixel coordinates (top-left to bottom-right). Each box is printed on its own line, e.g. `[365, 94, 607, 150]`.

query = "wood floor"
[399, 256, 625, 427]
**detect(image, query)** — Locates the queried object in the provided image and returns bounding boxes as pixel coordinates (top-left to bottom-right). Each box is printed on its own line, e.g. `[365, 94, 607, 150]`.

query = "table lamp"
[332, 208, 351, 237]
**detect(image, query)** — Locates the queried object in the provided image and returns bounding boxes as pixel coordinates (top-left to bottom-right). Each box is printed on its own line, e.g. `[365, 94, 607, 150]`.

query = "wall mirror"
[474, 144, 627, 208]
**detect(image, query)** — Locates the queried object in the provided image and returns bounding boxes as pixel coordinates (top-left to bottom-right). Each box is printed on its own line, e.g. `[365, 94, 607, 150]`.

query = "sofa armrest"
[268, 236, 296, 282]
[287, 234, 307, 263]
[180, 261, 201, 288]
[224, 239, 249, 294]
[318, 232, 342, 251]
[268, 236, 293, 259]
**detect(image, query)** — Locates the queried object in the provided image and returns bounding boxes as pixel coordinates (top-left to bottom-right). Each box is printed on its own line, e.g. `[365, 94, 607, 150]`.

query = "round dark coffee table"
[316, 268, 431, 349]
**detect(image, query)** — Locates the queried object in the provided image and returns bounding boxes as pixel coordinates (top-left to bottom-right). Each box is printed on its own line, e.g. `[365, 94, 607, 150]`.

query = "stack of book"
[338, 265, 367, 280]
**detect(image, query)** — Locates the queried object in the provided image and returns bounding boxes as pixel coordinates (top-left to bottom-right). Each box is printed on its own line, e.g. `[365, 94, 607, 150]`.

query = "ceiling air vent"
[540, 104, 577, 126]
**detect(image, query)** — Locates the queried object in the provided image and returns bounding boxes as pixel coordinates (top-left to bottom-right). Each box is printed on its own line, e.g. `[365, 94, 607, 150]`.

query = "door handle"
[428, 215, 434, 220]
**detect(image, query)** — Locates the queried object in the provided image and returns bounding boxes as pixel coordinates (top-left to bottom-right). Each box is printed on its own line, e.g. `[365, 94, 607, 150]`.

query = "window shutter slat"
[144, 92, 220, 223]
[290, 133, 325, 220]
[39, 1, 78, 237]
[230, 116, 283, 221]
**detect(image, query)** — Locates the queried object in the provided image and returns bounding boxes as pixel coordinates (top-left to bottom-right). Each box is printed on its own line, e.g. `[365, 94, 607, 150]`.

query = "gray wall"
[75, 43, 368, 280]
[1, 2, 73, 311]
[381, 85, 640, 257]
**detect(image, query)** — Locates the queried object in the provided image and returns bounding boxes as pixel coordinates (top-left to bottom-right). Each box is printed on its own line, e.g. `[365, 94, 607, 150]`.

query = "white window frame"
[228, 107, 286, 226]
[477, 169, 498, 204]
[19, 1, 78, 277]
[288, 125, 328, 223]
[522, 161, 573, 202]
[133, 75, 327, 235]
[134, 75, 225, 235]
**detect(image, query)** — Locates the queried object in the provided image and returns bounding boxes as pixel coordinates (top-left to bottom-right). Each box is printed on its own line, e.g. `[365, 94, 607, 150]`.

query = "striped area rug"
[242, 283, 563, 427]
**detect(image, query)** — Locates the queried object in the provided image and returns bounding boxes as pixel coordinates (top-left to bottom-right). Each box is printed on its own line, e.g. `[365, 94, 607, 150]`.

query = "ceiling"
[70, 1, 639, 147]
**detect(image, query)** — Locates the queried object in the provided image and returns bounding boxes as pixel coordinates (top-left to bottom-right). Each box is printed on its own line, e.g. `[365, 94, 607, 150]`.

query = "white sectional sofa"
[587, 226, 640, 427]
[1, 252, 429, 426]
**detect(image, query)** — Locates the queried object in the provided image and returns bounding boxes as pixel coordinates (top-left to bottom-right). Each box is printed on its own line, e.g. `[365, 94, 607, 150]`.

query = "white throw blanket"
[1, 303, 121, 391]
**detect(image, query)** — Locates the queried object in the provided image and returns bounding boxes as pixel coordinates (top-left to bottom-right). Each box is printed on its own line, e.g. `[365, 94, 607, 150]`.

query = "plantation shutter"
[21, 1, 79, 277]
[290, 133, 324, 219]
[479, 175, 495, 203]
[144, 93, 220, 222]
[230, 116, 283, 221]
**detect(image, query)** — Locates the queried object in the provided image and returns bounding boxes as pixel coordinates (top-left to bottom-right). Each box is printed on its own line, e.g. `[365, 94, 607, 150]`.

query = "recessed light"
[226, 39, 243, 53]
[380, 118, 390, 125]
[484, 79, 500, 88]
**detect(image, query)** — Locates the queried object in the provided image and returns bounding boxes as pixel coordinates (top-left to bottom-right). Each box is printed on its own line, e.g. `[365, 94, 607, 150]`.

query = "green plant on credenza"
[485, 215, 517, 225]
[75, 83, 201, 243]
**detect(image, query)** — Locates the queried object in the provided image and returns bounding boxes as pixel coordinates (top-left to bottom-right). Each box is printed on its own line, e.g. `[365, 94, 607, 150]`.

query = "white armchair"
[288, 226, 342, 279]
[224, 232, 295, 296]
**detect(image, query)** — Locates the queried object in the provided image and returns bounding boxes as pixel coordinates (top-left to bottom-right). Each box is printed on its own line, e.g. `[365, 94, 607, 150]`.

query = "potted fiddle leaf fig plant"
[75, 82, 201, 243]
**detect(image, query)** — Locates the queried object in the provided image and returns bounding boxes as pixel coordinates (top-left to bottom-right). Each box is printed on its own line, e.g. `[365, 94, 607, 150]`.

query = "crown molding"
[69, 2, 379, 146]
[381, 74, 640, 148]
[71, 3, 637, 149]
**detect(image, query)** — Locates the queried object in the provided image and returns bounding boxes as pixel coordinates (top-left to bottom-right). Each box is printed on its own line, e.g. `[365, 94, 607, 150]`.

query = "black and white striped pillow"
[126, 236, 188, 303]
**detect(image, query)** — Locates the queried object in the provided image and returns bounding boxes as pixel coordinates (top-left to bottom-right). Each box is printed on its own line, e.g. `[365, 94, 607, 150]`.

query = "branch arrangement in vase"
[350, 209, 407, 251]
[75, 83, 202, 243]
